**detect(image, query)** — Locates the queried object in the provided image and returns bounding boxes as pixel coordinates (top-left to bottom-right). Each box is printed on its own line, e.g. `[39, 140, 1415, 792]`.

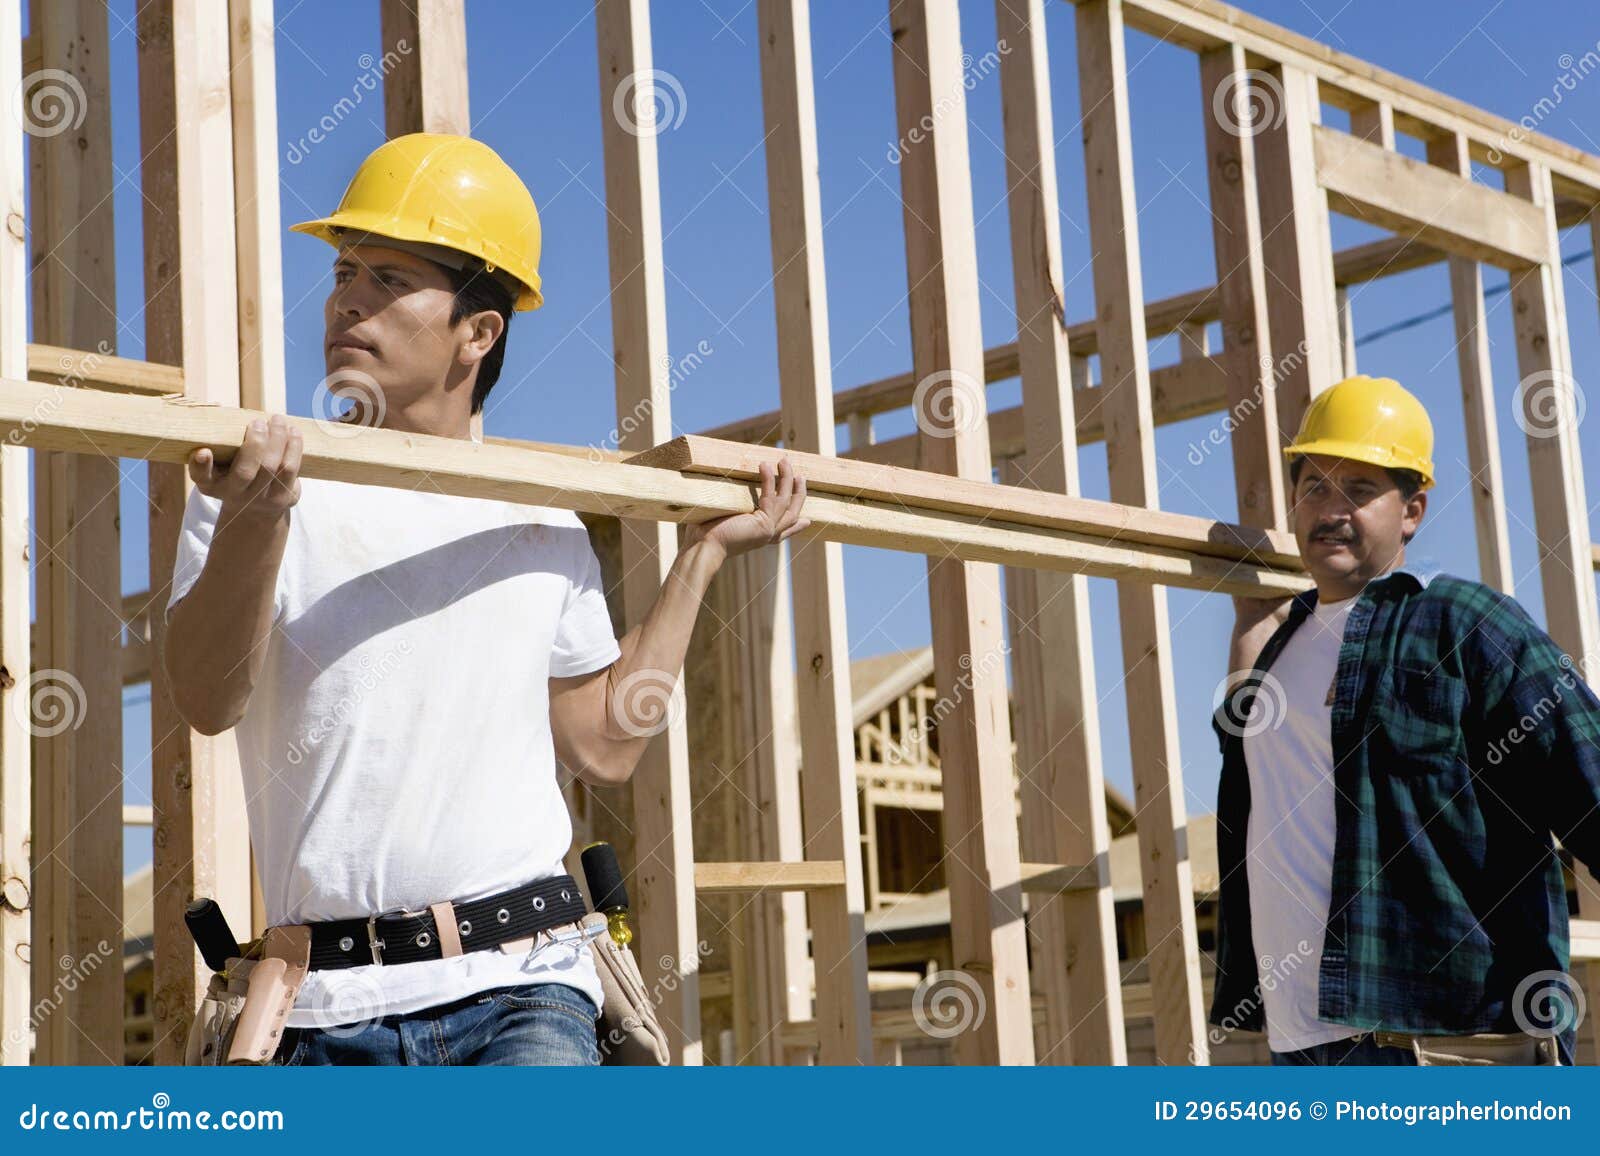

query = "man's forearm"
[584, 539, 725, 778]
[163, 506, 289, 734]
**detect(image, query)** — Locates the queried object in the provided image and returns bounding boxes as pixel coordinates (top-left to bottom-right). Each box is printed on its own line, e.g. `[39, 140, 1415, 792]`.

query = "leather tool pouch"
[582, 912, 669, 1065]
[183, 925, 312, 1066]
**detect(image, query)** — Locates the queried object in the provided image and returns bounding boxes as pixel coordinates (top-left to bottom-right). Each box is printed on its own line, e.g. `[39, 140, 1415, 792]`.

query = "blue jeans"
[1270, 1032, 1417, 1066]
[271, 982, 600, 1066]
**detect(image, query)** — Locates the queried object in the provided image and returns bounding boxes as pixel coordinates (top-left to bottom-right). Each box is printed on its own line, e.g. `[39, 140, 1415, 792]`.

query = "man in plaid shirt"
[1211, 374, 1598, 1066]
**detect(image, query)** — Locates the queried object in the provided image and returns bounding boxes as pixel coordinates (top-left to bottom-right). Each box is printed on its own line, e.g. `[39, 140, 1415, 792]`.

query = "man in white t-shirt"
[162, 135, 811, 1066]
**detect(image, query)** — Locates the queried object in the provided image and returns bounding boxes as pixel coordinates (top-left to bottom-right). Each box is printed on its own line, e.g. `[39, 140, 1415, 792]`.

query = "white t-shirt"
[1241, 593, 1359, 1053]
[165, 475, 620, 1028]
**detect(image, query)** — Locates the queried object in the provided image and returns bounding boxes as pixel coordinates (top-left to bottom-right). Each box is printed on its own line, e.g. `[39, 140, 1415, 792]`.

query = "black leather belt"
[304, 874, 588, 971]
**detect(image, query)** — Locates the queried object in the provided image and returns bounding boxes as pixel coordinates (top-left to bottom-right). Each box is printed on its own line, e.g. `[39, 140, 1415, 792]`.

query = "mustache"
[1310, 523, 1356, 542]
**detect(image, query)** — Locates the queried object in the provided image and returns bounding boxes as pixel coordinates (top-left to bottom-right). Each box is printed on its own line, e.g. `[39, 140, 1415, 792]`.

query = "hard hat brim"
[1283, 438, 1435, 489]
[291, 209, 542, 311]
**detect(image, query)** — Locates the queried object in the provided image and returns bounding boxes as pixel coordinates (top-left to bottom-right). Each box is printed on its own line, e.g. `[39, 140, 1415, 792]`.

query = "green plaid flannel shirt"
[1209, 564, 1600, 1056]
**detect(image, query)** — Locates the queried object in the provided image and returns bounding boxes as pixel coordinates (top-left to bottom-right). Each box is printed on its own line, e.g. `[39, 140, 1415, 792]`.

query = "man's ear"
[1401, 489, 1426, 544]
[460, 309, 505, 367]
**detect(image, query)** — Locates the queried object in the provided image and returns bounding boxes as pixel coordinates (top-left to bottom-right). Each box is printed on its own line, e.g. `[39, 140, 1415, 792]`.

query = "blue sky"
[87, 1, 1600, 873]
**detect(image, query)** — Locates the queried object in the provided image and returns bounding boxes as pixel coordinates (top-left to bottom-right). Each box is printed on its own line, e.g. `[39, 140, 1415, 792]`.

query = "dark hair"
[444, 260, 517, 415]
[1288, 455, 1425, 501]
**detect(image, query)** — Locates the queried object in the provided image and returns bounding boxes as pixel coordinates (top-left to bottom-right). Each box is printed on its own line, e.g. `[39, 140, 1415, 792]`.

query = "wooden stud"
[757, 0, 872, 1064]
[890, 0, 1034, 1065]
[228, 0, 286, 416]
[595, 0, 701, 1065]
[717, 548, 810, 1064]
[1424, 132, 1514, 593]
[1199, 43, 1287, 532]
[139, 0, 254, 1067]
[1503, 159, 1600, 1064]
[1077, 0, 1208, 1066]
[0, 0, 28, 1068]
[28, 0, 124, 1066]
[999, 0, 1120, 1066]
[1348, 100, 1395, 150]
[1252, 62, 1341, 445]
[380, 0, 470, 136]
[380, 0, 481, 443]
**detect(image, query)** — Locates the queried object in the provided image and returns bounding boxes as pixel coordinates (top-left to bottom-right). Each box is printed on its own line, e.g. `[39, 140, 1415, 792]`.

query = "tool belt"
[184, 873, 669, 1065]
[1371, 1029, 1563, 1066]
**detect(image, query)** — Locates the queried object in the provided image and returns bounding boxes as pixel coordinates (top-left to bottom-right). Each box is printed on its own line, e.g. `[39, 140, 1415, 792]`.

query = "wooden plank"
[594, 0, 700, 1065]
[0, 377, 1314, 598]
[1503, 160, 1600, 1064]
[139, 0, 254, 1068]
[1314, 125, 1549, 269]
[1199, 43, 1286, 531]
[1019, 862, 1107, 894]
[694, 860, 846, 894]
[632, 435, 1300, 569]
[1424, 133, 1514, 593]
[1109, 0, 1600, 200]
[0, 0, 28, 1068]
[228, 0, 285, 414]
[890, 0, 1033, 1065]
[757, 0, 871, 1065]
[28, 0, 124, 1066]
[26, 345, 185, 395]
[1077, 0, 1208, 1067]
[1253, 63, 1340, 448]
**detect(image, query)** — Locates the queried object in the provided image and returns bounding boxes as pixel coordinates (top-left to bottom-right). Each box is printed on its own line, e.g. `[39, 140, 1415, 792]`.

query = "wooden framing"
[756, 0, 872, 1064]
[594, 0, 701, 1065]
[994, 0, 1122, 1066]
[889, 0, 1033, 1064]
[0, 0, 27, 1067]
[1076, 0, 1207, 1066]
[28, 0, 123, 1065]
[140, 0, 255, 1068]
[1423, 132, 1514, 594]
[4, 0, 1600, 1069]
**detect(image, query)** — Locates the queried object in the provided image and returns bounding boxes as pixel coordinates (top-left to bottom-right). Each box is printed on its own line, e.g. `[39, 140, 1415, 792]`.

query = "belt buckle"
[363, 903, 425, 960]
[366, 913, 386, 965]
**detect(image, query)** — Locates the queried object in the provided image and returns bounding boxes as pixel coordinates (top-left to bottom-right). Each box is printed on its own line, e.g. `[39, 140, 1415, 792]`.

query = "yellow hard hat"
[291, 133, 543, 311]
[1283, 374, 1435, 490]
